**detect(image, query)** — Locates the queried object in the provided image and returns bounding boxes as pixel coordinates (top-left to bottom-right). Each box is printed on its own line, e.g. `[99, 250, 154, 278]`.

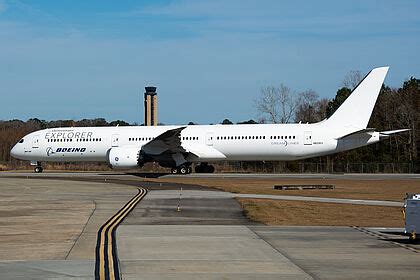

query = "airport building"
[144, 86, 158, 126]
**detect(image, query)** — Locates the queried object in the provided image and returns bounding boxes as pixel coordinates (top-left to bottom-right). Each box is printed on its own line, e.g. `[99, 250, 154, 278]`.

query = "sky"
[0, 0, 419, 124]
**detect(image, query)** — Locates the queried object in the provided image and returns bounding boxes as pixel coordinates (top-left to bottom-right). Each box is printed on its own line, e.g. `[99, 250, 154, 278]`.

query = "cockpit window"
[18, 139, 24, 143]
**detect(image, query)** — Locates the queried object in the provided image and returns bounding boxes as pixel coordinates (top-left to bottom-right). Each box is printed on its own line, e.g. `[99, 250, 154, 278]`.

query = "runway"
[0, 173, 419, 279]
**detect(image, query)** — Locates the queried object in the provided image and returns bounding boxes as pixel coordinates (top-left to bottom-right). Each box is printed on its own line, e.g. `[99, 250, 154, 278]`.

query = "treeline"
[254, 75, 419, 172]
[325, 78, 419, 166]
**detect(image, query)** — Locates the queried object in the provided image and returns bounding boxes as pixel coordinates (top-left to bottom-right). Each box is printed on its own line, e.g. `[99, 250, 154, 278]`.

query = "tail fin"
[324, 66, 389, 134]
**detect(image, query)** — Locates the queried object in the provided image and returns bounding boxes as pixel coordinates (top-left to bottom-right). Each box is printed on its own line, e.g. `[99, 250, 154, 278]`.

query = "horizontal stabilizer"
[379, 129, 410, 137]
[335, 128, 376, 140]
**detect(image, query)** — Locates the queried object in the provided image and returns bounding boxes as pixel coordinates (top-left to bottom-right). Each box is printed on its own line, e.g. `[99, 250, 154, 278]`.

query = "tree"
[294, 90, 328, 123]
[342, 70, 363, 89]
[255, 84, 298, 123]
[221, 119, 233, 125]
[326, 87, 351, 118]
[237, 119, 258, 124]
[398, 78, 419, 161]
[109, 120, 130, 126]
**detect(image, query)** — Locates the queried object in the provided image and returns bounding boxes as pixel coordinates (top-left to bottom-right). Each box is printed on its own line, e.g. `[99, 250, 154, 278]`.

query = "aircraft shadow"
[98, 172, 170, 178]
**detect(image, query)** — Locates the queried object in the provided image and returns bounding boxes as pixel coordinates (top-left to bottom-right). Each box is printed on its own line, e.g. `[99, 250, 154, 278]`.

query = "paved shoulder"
[234, 193, 403, 207]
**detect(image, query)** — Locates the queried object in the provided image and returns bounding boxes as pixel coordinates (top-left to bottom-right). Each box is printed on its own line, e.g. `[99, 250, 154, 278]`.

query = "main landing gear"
[171, 165, 192, 175]
[195, 163, 215, 173]
[170, 163, 215, 175]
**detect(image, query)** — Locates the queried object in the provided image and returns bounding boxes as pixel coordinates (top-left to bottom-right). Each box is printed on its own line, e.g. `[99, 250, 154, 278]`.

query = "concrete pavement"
[1, 175, 419, 279]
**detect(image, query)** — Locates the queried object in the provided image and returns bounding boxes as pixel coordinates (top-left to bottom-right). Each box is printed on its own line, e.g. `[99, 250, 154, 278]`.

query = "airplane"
[10, 66, 408, 174]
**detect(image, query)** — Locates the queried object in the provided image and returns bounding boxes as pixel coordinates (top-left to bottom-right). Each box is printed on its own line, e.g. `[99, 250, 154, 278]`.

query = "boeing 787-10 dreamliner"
[10, 67, 408, 174]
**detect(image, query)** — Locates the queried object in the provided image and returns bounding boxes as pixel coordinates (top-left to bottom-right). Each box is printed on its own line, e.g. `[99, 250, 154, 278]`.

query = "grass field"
[237, 198, 404, 226]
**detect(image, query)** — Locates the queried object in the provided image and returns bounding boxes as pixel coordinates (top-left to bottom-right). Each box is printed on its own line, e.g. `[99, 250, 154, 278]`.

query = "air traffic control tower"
[144, 86, 158, 126]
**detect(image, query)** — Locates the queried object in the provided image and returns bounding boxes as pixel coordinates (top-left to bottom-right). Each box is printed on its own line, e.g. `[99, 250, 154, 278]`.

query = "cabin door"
[205, 132, 214, 146]
[111, 134, 120, 147]
[32, 135, 40, 148]
[304, 131, 312, 145]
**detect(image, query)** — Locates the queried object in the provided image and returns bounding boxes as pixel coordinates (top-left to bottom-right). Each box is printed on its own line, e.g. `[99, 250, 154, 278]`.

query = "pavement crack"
[247, 226, 317, 280]
[65, 199, 97, 260]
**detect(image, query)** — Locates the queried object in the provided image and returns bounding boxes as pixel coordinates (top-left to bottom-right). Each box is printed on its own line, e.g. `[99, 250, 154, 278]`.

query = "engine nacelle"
[107, 147, 140, 169]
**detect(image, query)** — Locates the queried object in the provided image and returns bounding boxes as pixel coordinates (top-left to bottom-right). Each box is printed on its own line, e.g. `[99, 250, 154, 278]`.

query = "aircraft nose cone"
[10, 145, 19, 158]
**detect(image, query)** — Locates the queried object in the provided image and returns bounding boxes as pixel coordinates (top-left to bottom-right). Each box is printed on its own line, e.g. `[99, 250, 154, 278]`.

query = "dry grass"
[237, 198, 405, 227]
[152, 177, 420, 202]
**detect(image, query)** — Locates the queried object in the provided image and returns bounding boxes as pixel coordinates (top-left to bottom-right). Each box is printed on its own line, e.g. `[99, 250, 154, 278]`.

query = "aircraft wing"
[182, 143, 226, 160]
[140, 126, 226, 166]
[141, 126, 187, 155]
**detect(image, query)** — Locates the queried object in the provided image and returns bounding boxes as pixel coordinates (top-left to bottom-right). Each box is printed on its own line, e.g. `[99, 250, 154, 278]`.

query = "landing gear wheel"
[34, 166, 43, 173]
[207, 165, 215, 173]
[171, 168, 178, 174]
[179, 166, 187, 174]
[195, 163, 215, 173]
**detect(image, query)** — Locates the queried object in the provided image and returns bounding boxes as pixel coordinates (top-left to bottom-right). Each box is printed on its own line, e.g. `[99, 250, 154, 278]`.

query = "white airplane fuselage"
[10, 122, 379, 163]
[11, 67, 406, 173]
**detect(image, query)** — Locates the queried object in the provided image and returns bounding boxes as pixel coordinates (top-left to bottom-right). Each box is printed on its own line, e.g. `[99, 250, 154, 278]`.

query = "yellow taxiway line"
[95, 188, 147, 280]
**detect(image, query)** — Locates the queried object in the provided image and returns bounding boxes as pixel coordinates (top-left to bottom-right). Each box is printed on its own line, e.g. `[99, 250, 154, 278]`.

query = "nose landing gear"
[31, 161, 43, 173]
[34, 166, 43, 173]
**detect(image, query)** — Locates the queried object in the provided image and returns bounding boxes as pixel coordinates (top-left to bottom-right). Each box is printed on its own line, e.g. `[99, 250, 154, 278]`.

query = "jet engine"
[107, 147, 141, 169]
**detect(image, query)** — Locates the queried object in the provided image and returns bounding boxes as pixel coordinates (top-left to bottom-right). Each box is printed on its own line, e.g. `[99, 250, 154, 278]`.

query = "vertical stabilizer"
[324, 66, 389, 135]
